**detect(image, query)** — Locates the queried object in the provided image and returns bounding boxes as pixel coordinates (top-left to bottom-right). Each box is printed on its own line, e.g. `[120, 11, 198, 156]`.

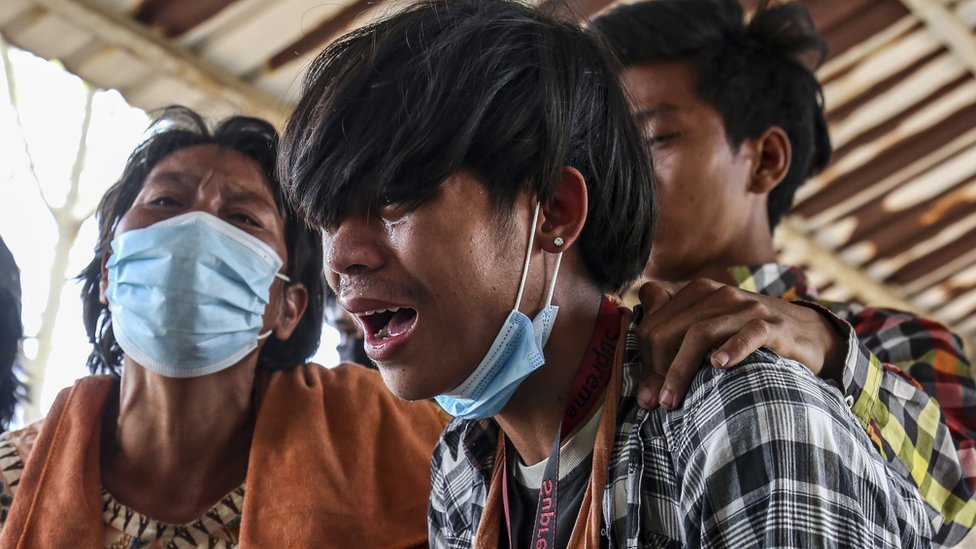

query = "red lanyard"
[502, 296, 621, 548]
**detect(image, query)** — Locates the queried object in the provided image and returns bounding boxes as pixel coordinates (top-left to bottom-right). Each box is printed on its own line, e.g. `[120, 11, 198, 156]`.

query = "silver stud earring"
[553, 236, 565, 247]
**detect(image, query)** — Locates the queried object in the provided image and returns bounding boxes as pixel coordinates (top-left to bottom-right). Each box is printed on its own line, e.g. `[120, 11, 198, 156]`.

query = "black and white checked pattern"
[429, 308, 933, 548]
[734, 263, 976, 546]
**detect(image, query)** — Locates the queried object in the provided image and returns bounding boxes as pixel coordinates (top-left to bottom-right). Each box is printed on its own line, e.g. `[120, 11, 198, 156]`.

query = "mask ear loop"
[514, 202, 542, 312]
[543, 251, 562, 307]
[514, 202, 563, 312]
[262, 272, 293, 340]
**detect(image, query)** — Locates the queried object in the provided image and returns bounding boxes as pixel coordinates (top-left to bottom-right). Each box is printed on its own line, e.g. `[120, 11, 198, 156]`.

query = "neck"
[649, 231, 777, 285]
[101, 356, 257, 523]
[495, 281, 605, 465]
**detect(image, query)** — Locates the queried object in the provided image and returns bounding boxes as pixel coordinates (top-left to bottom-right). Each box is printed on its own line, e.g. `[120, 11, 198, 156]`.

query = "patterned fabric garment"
[0, 423, 242, 548]
[428, 308, 933, 548]
[731, 263, 976, 546]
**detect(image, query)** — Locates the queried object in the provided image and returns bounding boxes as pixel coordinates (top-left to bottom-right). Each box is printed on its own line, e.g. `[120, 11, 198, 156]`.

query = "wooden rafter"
[898, 0, 976, 79]
[776, 221, 925, 313]
[266, 0, 373, 71]
[777, 220, 975, 353]
[30, 0, 289, 125]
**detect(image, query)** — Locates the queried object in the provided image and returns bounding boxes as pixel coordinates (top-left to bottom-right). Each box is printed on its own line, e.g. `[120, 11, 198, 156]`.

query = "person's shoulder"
[659, 351, 850, 475]
[307, 361, 388, 391]
[673, 349, 848, 433]
[306, 362, 450, 427]
[0, 419, 44, 502]
[653, 351, 934, 547]
[697, 348, 827, 392]
[0, 419, 44, 463]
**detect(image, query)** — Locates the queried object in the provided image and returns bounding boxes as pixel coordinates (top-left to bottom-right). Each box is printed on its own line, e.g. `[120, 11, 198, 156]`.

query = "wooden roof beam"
[899, 0, 976, 78]
[31, 0, 289, 125]
[776, 220, 974, 354]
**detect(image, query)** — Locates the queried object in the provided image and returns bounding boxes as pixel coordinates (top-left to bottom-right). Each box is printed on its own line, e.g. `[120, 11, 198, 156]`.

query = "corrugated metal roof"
[1, 0, 973, 352]
[784, 0, 976, 353]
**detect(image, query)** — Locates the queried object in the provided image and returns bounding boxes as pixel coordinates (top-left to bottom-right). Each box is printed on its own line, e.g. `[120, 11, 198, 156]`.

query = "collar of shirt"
[514, 402, 604, 489]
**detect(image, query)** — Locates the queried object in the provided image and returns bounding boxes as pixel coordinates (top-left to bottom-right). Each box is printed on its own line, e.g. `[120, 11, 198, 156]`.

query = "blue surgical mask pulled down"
[435, 202, 562, 419]
[105, 211, 289, 378]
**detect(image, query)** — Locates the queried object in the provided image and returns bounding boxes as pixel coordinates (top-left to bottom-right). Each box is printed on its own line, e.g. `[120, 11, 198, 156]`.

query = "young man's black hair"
[591, 0, 830, 230]
[279, 0, 655, 293]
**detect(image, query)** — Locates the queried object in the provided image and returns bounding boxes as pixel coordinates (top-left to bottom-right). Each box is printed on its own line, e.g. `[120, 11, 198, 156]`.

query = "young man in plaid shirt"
[280, 0, 932, 546]
[593, 1, 975, 545]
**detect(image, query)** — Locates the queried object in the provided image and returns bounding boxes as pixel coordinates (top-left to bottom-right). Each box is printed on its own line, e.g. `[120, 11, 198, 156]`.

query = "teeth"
[360, 306, 403, 339]
[360, 306, 401, 317]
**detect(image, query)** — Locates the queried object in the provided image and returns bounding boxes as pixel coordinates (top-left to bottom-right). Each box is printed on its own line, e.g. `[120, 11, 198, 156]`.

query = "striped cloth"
[429, 305, 933, 547]
[732, 263, 976, 546]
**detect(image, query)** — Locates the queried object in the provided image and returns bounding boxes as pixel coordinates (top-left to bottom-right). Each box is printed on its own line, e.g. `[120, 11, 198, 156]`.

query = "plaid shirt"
[429, 308, 932, 548]
[731, 263, 976, 546]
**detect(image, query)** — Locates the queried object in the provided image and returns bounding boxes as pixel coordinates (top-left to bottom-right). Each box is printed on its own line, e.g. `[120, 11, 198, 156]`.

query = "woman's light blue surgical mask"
[105, 211, 289, 378]
[435, 202, 562, 419]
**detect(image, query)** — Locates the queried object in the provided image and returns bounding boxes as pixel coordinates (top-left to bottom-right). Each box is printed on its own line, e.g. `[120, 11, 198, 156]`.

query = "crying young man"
[278, 1, 932, 546]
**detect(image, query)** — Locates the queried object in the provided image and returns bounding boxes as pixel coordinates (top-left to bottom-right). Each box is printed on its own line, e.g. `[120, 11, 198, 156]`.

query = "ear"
[98, 252, 111, 305]
[273, 282, 309, 340]
[539, 166, 588, 253]
[748, 126, 791, 195]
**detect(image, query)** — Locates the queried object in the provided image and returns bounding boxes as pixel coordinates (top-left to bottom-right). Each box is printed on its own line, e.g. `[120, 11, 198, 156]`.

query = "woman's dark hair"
[591, 0, 831, 230]
[0, 292, 24, 429]
[79, 106, 324, 375]
[0, 290, 26, 430]
[0, 237, 25, 429]
[279, 0, 655, 293]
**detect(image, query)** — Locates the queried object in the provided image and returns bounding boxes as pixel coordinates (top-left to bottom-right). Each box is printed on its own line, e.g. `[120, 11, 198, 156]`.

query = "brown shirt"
[0, 363, 448, 548]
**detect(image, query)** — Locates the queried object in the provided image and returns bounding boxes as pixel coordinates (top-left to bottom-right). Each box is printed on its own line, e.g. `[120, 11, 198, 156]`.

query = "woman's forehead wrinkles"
[147, 155, 278, 211]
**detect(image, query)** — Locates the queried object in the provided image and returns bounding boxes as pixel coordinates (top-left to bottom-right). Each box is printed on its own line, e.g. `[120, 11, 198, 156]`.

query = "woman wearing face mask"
[0, 107, 445, 548]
